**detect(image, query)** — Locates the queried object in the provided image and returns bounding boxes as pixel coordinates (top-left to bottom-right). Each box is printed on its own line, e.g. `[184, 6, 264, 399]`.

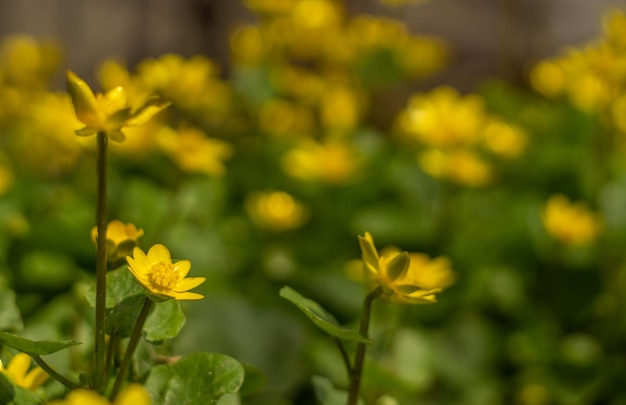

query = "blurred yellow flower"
[0, 35, 60, 86]
[282, 140, 359, 183]
[603, 9, 626, 50]
[246, 191, 309, 231]
[320, 83, 362, 133]
[542, 194, 602, 245]
[358, 232, 454, 304]
[157, 126, 232, 176]
[0, 353, 48, 391]
[126, 244, 205, 301]
[91, 220, 144, 263]
[47, 383, 152, 405]
[418, 148, 492, 187]
[529, 60, 566, 98]
[0, 161, 13, 196]
[66, 71, 169, 142]
[482, 120, 527, 158]
[397, 86, 485, 148]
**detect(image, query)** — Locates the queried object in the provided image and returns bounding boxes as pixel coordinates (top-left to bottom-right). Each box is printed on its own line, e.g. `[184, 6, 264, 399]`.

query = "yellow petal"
[65, 389, 111, 405]
[358, 232, 379, 272]
[174, 260, 191, 279]
[23, 367, 48, 390]
[174, 277, 206, 292]
[101, 86, 128, 117]
[115, 383, 152, 405]
[66, 71, 102, 128]
[171, 291, 205, 300]
[126, 100, 171, 126]
[6, 353, 30, 382]
[147, 244, 171, 264]
[128, 247, 151, 277]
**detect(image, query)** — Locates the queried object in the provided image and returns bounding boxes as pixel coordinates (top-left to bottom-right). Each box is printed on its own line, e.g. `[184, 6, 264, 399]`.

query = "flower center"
[149, 262, 178, 290]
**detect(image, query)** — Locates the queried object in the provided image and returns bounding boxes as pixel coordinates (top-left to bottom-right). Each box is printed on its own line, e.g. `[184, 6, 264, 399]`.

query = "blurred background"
[2, 0, 626, 404]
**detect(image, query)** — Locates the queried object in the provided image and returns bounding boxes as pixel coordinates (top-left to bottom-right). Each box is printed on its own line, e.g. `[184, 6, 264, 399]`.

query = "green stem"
[110, 298, 153, 401]
[334, 337, 352, 380]
[347, 286, 383, 405]
[104, 334, 119, 389]
[32, 355, 82, 390]
[94, 131, 109, 391]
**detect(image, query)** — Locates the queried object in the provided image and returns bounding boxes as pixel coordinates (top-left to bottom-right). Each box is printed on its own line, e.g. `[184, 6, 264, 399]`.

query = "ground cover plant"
[1, 1, 626, 404]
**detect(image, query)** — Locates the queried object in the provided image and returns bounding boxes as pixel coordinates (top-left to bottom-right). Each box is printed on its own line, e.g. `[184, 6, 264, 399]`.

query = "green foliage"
[143, 300, 186, 343]
[0, 288, 22, 333]
[280, 287, 371, 344]
[0, 331, 79, 356]
[144, 352, 244, 404]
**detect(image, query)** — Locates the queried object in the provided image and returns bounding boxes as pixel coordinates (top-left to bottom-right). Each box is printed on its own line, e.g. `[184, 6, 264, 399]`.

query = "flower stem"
[347, 286, 382, 405]
[32, 355, 83, 390]
[94, 131, 109, 392]
[110, 298, 153, 401]
[334, 337, 352, 380]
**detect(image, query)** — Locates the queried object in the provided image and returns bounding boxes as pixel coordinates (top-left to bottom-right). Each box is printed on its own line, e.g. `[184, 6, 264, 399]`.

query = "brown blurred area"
[0, 0, 624, 90]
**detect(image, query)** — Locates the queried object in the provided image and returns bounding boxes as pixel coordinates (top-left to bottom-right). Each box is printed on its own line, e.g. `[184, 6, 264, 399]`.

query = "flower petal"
[23, 367, 48, 390]
[6, 353, 29, 382]
[174, 260, 191, 279]
[171, 291, 205, 301]
[116, 383, 152, 405]
[66, 71, 102, 128]
[147, 244, 171, 264]
[358, 232, 379, 272]
[174, 277, 206, 292]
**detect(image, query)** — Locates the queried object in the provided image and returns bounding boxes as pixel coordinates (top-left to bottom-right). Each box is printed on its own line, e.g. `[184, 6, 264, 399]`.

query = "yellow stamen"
[149, 262, 178, 289]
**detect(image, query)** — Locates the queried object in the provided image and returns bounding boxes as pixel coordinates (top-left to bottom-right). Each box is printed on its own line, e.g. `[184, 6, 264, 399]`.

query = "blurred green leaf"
[238, 363, 267, 397]
[10, 386, 44, 405]
[0, 372, 15, 405]
[0, 331, 79, 355]
[143, 300, 186, 343]
[19, 251, 77, 290]
[145, 352, 244, 404]
[312, 375, 362, 405]
[280, 287, 371, 344]
[0, 288, 22, 333]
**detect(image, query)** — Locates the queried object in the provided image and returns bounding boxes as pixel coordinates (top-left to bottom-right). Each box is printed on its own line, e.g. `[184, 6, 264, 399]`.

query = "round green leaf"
[145, 352, 244, 405]
[143, 300, 186, 343]
[280, 287, 372, 344]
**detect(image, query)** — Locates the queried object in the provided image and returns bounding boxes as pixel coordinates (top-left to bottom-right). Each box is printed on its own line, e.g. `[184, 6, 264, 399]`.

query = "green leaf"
[10, 386, 44, 405]
[279, 287, 372, 344]
[238, 363, 266, 396]
[385, 252, 409, 283]
[143, 300, 186, 343]
[311, 375, 363, 405]
[106, 295, 145, 337]
[0, 288, 22, 333]
[145, 352, 244, 405]
[85, 266, 144, 308]
[0, 372, 15, 405]
[0, 331, 80, 355]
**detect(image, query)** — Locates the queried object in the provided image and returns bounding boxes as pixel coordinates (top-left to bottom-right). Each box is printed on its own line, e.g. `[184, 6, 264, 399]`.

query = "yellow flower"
[91, 220, 144, 263]
[126, 244, 205, 301]
[358, 232, 453, 304]
[46, 383, 152, 405]
[246, 191, 309, 231]
[397, 86, 485, 148]
[282, 140, 360, 184]
[418, 148, 492, 187]
[542, 194, 602, 245]
[157, 126, 232, 176]
[0, 353, 48, 391]
[66, 71, 169, 142]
